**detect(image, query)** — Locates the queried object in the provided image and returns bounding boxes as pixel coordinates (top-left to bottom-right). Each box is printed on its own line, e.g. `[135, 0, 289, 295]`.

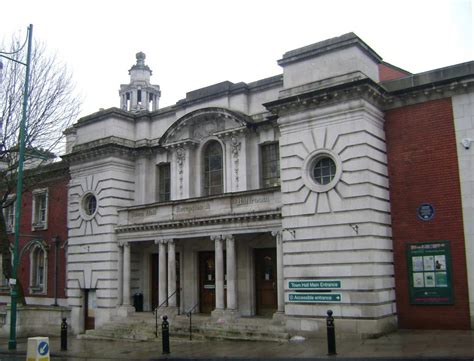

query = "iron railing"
[153, 288, 181, 337]
[186, 301, 199, 340]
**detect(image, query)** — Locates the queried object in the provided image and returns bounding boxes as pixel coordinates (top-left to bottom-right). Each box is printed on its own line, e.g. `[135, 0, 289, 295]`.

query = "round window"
[302, 149, 342, 193]
[83, 193, 97, 217]
[312, 157, 336, 185]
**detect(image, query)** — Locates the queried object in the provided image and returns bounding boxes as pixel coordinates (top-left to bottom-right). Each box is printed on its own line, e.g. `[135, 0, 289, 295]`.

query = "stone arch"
[159, 107, 253, 146]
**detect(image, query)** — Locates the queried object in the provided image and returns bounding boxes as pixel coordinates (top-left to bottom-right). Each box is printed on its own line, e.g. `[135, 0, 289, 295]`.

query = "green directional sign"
[288, 293, 342, 303]
[289, 280, 341, 290]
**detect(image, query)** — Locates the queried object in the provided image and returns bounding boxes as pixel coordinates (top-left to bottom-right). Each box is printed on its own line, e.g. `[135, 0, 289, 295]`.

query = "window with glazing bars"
[203, 141, 223, 196]
[157, 163, 171, 202]
[261, 142, 280, 187]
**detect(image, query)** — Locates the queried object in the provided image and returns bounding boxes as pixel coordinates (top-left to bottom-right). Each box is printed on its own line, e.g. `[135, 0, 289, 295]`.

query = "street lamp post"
[0, 24, 33, 350]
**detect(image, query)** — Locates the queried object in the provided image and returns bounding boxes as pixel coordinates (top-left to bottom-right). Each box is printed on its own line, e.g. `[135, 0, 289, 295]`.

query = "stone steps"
[80, 313, 289, 342]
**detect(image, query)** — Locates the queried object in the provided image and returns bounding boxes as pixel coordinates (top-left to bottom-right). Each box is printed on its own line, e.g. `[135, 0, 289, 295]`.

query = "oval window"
[83, 193, 97, 216]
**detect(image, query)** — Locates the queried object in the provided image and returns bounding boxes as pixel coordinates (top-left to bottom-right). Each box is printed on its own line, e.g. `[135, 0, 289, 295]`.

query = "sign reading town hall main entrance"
[287, 280, 342, 303]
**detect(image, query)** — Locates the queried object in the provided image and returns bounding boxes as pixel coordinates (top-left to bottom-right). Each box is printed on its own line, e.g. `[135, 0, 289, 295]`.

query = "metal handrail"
[154, 288, 181, 337]
[186, 301, 199, 340]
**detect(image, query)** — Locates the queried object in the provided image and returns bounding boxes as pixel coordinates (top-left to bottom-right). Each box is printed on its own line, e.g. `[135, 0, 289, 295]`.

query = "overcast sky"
[1, 0, 473, 119]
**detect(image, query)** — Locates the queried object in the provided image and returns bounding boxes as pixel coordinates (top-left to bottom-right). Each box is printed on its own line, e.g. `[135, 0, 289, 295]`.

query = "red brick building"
[383, 66, 472, 329]
[1, 161, 69, 306]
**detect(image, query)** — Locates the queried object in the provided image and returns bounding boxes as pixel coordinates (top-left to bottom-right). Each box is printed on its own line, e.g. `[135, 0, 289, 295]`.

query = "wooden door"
[175, 252, 180, 308]
[255, 248, 277, 317]
[199, 251, 215, 313]
[151, 254, 158, 310]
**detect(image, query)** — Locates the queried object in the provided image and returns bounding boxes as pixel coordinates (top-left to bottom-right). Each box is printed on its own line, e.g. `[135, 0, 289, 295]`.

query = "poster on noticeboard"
[407, 241, 453, 305]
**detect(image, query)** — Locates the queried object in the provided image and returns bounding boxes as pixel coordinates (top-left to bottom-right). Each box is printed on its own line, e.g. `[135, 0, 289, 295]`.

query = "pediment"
[160, 107, 252, 146]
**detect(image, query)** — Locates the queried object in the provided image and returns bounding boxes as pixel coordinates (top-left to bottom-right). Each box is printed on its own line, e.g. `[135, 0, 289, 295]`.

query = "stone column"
[167, 239, 177, 308]
[225, 235, 237, 310]
[212, 235, 224, 310]
[122, 242, 131, 306]
[158, 240, 167, 306]
[272, 230, 285, 313]
[117, 242, 123, 306]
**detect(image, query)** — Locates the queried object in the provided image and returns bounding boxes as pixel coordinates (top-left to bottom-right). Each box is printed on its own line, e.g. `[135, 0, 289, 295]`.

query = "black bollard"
[162, 315, 170, 354]
[326, 310, 336, 355]
[60, 318, 68, 351]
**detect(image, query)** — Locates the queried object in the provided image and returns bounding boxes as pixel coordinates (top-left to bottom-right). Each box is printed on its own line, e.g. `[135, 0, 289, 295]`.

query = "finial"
[136, 52, 146, 66]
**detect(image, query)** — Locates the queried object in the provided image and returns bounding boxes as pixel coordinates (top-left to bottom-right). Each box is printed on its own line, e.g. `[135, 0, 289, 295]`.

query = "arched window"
[203, 141, 223, 196]
[29, 244, 47, 294]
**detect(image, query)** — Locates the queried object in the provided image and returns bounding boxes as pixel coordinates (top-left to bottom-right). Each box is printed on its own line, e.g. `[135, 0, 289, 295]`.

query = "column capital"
[118, 240, 129, 247]
[210, 235, 222, 242]
[272, 229, 284, 246]
[271, 229, 282, 237]
[155, 238, 173, 245]
[223, 234, 234, 242]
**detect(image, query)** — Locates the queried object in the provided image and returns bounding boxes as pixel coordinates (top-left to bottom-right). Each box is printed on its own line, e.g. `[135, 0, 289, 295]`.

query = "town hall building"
[63, 33, 474, 336]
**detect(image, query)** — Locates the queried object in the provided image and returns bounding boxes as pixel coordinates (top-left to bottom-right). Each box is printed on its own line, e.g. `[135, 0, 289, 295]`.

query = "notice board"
[407, 241, 453, 305]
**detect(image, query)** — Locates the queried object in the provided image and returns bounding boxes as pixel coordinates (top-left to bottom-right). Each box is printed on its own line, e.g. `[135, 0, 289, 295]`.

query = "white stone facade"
[453, 92, 474, 328]
[64, 33, 474, 335]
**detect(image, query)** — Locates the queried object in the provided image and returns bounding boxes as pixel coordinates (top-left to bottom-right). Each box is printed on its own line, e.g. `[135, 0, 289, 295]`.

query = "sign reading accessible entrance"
[288, 293, 341, 302]
[289, 280, 341, 290]
[288, 279, 342, 303]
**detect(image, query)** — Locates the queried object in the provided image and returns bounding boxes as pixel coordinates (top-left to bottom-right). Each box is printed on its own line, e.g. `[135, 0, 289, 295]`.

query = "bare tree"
[0, 34, 81, 300]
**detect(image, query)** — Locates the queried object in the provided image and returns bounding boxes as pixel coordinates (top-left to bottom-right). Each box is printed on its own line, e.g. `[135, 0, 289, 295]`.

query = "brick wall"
[385, 97, 470, 329]
[379, 63, 410, 82]
[6, 172, 69, 301]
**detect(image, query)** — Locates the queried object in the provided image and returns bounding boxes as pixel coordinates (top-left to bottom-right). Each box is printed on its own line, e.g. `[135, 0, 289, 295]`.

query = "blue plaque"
[417, 203, 435, 221]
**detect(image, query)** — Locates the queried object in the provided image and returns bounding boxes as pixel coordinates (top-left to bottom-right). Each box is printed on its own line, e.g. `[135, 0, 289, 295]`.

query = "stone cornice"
[162, 138, 199, 150]
[382, 74, 474, 110]
[264, 78, 387, 116]
[62, 139, 137, 164]
[214, 126, 248, 139]
[265, 67, 474, 115]
[75, 107, 136, 126]
[278, 32, 382, 67]
[115, 210, 282, 234]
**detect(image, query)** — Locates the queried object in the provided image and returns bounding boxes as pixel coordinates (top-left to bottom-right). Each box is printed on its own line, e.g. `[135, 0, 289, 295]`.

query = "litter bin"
[133, 292, 143, 312]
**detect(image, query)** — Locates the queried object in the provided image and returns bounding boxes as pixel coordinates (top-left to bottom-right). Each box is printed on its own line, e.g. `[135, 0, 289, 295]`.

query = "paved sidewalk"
[0, 330, 473, 360]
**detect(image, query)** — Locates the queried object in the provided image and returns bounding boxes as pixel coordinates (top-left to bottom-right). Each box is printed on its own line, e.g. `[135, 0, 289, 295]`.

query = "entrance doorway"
[255, 248, 277, 317]
[151, 254, 159, 310]
[199, 251, 215, 313]
[84, 289, 96, 330]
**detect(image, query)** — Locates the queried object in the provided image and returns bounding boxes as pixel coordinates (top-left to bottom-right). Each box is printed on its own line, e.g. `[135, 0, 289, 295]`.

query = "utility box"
[26, 336, 50, 361]
[133, 293, 143, 312]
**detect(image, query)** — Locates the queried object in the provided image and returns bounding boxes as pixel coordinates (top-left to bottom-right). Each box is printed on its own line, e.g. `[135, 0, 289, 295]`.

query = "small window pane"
[313, 157, 336, 185]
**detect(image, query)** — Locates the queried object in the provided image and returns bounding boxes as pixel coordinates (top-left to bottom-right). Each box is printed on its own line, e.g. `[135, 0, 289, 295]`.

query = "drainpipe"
[53, 235, 60, 306]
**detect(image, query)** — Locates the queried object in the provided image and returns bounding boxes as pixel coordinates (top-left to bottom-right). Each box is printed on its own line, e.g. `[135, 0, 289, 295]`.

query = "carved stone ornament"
[192, 119, 220, 139]
[231, 136, 241, 189]
[176, 147, 185, 197]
